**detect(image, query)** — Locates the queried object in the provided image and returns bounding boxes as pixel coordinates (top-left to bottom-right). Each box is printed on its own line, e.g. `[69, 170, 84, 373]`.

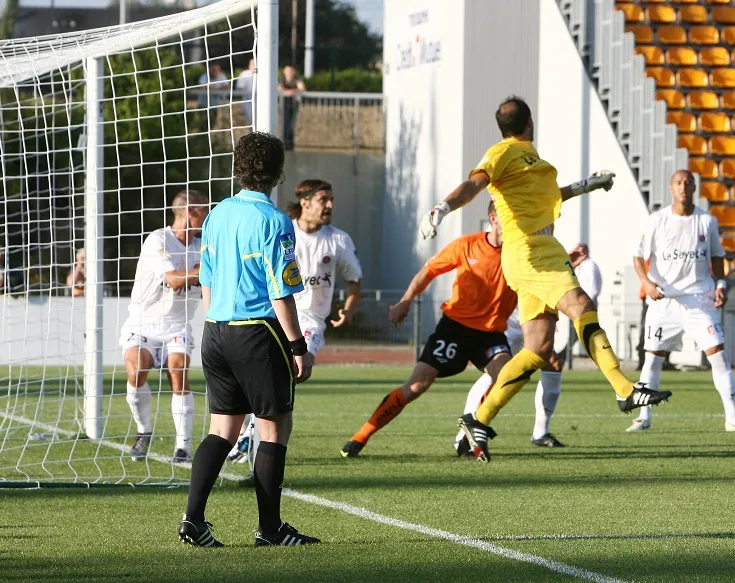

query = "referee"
[178, 132, 319, 548]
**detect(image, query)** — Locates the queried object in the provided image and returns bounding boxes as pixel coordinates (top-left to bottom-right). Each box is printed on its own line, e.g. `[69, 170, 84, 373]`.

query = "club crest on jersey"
[279, 234, 296, 261]
[282, 261, 302, 286]
[700, 235, 705, 241]
[323, 255, 331, 264]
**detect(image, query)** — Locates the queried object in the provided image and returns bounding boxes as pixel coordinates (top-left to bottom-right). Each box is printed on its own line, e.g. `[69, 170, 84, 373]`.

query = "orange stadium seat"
[626, 24, 654, 44]
[722, 91, 735, 109]
[690, 25, 720, 44]
[666, 46, 698, 66]
[713, 6, 735, 25]
[690, 157, 719, 179]
[710, 136, 735, 156]
[677, 68, 709, 88]
[638, 45, 666, 65]
[688, 90, 720, 109]
[709, 206, 735, 229]
[678, 134, 708, 155]
[706, 0, 734, 4]
[711, 68, 735, 88]
[701, 182, 730, 202]
[723, 27, 735, 45]
[657, 89, 686, 109]
[675, 0, 701, 3]
[680, 5, 708, 23]
[647, 67, 676, 87]
[700, 47, 731, 67]
[618, 3, 644, 22]
[720, 158, 735, 180]
[658, 25, 687, 44]
[699, 112, 732, 133]
[667, 111, 697, 133]
[721, 237, 735, 254]
[647, 5, 677, 23]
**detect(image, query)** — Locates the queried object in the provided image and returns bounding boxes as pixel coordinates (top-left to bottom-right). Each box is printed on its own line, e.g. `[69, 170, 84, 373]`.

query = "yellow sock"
[573, 311, 633, 399]
[475, 348, 546, 425]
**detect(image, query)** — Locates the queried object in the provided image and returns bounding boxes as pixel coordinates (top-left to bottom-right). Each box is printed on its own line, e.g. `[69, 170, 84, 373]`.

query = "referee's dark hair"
[285, 179, 332, 219]
[233, 132, 285, 192]
[495, 96, 532, 138]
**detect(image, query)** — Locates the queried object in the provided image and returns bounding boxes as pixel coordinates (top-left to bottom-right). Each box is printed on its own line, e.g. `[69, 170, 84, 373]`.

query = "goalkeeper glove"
[419, 202, 451, 240]
[569, 170, 616, 196]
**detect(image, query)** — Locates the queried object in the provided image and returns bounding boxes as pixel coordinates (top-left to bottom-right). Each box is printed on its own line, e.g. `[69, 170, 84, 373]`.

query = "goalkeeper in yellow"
[420, 96, 671, 461]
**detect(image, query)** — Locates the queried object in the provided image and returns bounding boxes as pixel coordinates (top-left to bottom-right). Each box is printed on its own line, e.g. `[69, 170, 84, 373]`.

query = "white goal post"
[0, 0, 276, 486]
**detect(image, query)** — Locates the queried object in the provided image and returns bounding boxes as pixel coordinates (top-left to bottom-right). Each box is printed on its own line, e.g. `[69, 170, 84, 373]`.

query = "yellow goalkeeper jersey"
[470, 137, 562, 244]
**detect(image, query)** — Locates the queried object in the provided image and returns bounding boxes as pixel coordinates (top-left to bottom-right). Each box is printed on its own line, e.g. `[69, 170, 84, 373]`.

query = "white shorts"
[298, 312, 326, 356]
[506, 313, 523, 355]
[643, 294, 724, 353]
[119, 323, 194, 369]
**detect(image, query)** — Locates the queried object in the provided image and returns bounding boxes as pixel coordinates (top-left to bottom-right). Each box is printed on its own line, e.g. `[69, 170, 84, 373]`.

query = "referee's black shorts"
[201, 318, 295, 417]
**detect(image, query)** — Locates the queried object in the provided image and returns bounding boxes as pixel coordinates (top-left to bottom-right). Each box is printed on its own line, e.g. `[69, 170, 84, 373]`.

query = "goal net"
[0, 0, 263, 486]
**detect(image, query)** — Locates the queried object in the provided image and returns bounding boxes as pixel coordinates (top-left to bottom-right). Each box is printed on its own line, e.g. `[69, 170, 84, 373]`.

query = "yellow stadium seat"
[647, 67, 676, 87]
[667, 111, 697, 133]
[618, 3, 644, 22]
[710, 136, 735, 156]
[723, 27, 735, 45]
[690, 158, 718, 179]
[709, 206, 735, 229]
[666, 46, 698, 66]
[711, 68, 735, 88]
[701, 182, 730, 202]
[626, 24, 654, 44]
[700, 112, 732, 133]
[638, 45, 666, 65]
[713, 6, 735, 25]
[690, 25, 720, 44]
[688, 90, 720, 109]
[700, 47, 731, 67]
[658, 25, 687, 44]
[680, 5, 708, 23]
[657, 89, 686, 109]
[678, 134, 708, 155]
[720, 159, 735, 180]
[677, 68, 709, 88]
[647, 5, 677, 23]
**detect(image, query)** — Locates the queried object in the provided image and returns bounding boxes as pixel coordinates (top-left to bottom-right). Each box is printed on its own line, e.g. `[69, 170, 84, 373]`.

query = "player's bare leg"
[123, 347, 154, 461]
[167, 352, 194, 462]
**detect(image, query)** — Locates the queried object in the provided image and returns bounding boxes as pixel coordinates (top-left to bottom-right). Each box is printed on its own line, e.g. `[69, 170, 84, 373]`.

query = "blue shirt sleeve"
[199, 215, 213, 287]
[263, 211, 304, 299]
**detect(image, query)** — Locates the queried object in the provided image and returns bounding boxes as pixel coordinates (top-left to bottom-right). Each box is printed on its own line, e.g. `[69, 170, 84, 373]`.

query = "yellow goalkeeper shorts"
[501, 234, 580, 325]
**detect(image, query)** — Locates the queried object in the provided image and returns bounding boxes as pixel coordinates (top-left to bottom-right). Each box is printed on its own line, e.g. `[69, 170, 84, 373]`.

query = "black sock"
[254, 441, 287, 534]
[185, 434, 232, 521]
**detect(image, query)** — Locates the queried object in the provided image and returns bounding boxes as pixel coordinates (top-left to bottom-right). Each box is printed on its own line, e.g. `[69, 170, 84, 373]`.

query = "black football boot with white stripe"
[178, 514, 224, 547]
[457, 413, 497, 463]
[618, 382, 672, 413]
[255, 522, 321, 547]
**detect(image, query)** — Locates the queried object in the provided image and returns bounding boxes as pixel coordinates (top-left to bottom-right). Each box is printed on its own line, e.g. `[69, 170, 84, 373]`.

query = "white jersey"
[293, 221, 363, 321]
[635, 206, 724, 297]
[125, 227, 202, 331]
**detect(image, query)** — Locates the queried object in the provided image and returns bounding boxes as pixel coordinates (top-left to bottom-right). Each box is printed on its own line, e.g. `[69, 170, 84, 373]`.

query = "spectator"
[278, 65, 305, 150]
[66, 248, 85, 297]
[569, 242, 602, 305]
[0, 242, 23, 295]
[197, 62, 229, 109]
[236, 58, 256, 126]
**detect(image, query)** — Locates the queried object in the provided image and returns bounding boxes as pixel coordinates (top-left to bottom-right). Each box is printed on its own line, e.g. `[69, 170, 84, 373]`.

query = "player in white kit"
[630, 170, 735, 432]
[120, 190, 209, 462]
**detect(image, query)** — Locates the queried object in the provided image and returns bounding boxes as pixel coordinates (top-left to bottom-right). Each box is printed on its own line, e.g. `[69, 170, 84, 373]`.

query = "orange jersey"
[424, 232, 517, 332]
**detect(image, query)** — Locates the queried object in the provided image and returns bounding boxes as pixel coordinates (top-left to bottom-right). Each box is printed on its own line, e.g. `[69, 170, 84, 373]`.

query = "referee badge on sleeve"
[282, 261, 302, 286]
[279, 234, 296, 261]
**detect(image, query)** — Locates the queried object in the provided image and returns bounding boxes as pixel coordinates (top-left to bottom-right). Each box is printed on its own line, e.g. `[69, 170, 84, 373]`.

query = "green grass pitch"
[2, 366, 735, 582]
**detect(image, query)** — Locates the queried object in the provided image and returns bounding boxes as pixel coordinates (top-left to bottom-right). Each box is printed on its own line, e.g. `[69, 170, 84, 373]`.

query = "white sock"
[126, 382, 152, 434]
[532, 371, 562, 440]
[172, 392, 195, 451]
[637, 353, 664, 422]
[455, 373, 493, 447]
[707, 351, 735, 425]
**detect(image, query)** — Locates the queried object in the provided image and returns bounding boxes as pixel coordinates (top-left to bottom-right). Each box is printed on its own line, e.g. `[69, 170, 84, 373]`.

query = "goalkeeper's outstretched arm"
[419, 172, 489, 240]
[561, 170, 616, 202]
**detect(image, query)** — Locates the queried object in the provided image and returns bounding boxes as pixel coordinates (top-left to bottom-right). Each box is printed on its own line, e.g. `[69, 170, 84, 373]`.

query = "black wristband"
[290, 337, 308, 356]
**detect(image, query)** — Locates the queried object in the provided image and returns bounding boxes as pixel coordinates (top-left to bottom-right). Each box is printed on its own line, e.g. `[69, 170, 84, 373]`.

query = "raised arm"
[560, 171, 616, 202]
[419, 172, 490, 240]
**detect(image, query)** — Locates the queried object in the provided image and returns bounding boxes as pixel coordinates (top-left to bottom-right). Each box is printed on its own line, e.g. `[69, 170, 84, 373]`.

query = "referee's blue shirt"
[199, 189, 304, 321]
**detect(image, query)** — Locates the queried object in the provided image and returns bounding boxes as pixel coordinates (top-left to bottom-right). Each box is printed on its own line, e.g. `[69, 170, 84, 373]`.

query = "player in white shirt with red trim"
[631, 170, 735, 432]
[120, 190, 209, 462]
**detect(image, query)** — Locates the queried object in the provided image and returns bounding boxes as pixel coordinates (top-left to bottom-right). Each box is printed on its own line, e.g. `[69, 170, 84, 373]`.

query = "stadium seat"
[647, 5, 677, 23]
[690, 157, 718, 179]
[667, 111, 697, 133]
[710, 136, 735, 156]
[690, 25, 720, 45]
[700, 47, 731, 67]
[720, 158, 735, 180]
[678, 134, 708, 155]
[657, 25, 687, 44]
[618, 3, 644, 22]
[723, 92, 735, 109]
[723, 27, 735, 45]
[626, 24, 654, 44]
[638, 45, 666, 65]
[688, 90, 720, 109]
[713, 6, 735, 25]
[706, 0, 735, 4]
[679, 5, 708, 24]
[666, 46, 697, 66]
[711, 68, 735, 88]
[699, 112, 731, 133]
[647, 67, 676, 87]
[701, 182, 729, 202]
[657, 89, 686, 109]
[721, 236, 735, 254]
[677, 68, 709, 88]
[709, 206, 735, 228]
